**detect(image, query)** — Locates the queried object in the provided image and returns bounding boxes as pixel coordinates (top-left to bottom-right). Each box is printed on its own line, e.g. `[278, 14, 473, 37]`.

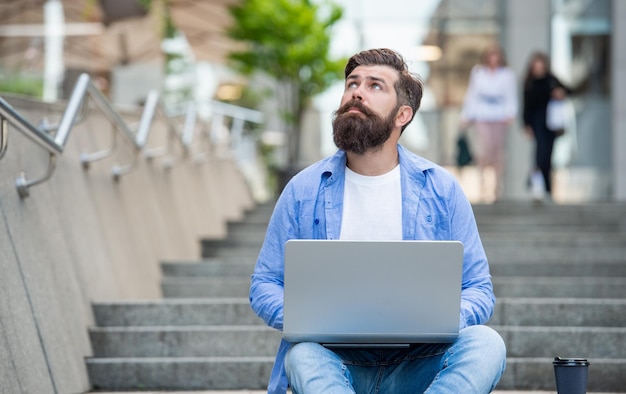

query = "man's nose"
[351, 85, 363, 100]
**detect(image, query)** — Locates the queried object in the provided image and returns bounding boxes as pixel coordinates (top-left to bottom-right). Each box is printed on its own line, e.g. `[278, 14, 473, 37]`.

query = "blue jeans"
[285, 325, 506, 394]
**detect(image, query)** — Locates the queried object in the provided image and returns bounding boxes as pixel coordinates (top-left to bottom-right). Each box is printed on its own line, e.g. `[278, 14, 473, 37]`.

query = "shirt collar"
[320, 144, 435, 185]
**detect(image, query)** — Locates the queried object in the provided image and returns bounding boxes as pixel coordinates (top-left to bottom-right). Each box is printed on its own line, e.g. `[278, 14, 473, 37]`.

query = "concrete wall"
[612, 0, 626, 200]
[503, 0, 551, 200]
[0, 94, 254, 393]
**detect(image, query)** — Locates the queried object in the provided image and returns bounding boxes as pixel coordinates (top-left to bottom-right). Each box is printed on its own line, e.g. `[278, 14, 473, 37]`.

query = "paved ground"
[92, 391, 617, 394]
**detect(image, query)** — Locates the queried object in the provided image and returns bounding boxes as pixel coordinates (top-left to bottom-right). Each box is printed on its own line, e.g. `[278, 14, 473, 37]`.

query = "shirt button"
[426, 215, 433, 223]
[314, 219, 319, 225]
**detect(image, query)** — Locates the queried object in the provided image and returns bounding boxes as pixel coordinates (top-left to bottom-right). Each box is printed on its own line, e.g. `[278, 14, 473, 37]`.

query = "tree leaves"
[226, 0, 346, 164]
[227, 0, 344, 96]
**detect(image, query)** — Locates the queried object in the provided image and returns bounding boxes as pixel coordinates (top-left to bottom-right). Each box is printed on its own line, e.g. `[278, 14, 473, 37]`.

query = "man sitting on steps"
[249, 48, 506, 394]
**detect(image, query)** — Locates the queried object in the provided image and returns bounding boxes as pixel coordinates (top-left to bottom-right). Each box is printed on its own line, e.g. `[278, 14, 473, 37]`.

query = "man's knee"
[461, 325, 507, 365]
[285, 342, 322, 375]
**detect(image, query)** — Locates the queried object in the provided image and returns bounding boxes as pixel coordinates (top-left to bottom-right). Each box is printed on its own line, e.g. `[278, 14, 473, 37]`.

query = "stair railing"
[143, 98, 193, 170]
[64, 74, 159, 181]
[0, 73, 158, 197]
[0, 72, 264, 198]
[189, 100, 264, 163]
[161, 99, 264, 167]
[209, 100, 263, 151]
[0, 114, 8, 160]
[0, 94, 64, 198]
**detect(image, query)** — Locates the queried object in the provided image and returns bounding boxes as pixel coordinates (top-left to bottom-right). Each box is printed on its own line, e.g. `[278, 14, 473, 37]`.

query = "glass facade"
[550, 0, 612, 199]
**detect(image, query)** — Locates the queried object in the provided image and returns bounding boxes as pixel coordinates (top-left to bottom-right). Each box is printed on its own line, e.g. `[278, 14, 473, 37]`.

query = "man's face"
[333, 65, 401, 154]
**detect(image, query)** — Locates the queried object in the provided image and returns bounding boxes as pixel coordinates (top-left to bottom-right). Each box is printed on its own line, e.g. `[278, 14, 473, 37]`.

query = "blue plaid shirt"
[250, 144, 495, 394]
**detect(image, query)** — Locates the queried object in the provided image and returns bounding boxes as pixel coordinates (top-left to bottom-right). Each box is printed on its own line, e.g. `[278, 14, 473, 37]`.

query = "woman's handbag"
[546, 99, 567, 137]
[456, 130, 473, 168]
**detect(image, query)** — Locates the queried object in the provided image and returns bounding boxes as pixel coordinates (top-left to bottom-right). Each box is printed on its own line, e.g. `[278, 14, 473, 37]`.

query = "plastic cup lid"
[553, 356, 590, 366]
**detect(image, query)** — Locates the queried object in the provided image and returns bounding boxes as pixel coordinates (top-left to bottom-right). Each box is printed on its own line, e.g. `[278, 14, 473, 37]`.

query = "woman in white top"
[461, 43, 517, 201]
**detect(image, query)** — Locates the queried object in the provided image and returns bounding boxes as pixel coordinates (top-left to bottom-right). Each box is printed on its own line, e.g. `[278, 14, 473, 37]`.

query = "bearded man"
[250, 48, 506, 394]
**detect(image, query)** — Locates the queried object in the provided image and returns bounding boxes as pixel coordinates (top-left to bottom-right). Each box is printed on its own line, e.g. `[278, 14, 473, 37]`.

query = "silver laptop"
[283, 239, 464, 346]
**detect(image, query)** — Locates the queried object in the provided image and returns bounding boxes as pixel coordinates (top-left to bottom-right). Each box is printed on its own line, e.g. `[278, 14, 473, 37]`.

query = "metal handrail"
[143, 98, 190, 170]
[0, 95, 64, 198]
[0, 96, 62, 154]
[0, 72, 264, 198]
[171, 99, 263, 163]
[0, 116, 8, 160]
[65, 74, 158, 180]
[0, 73, 159, 197]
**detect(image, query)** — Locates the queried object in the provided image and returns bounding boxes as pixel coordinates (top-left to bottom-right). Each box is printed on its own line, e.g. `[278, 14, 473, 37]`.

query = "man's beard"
[332, 100, 399, 155]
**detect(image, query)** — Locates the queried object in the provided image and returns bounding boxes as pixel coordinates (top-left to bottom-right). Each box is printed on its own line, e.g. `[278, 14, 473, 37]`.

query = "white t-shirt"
[339, 165, 403, 240]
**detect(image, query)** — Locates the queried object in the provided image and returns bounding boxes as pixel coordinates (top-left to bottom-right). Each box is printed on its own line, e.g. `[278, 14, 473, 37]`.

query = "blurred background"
[2, 2, 625, 392]
[0, 0, 622, 203]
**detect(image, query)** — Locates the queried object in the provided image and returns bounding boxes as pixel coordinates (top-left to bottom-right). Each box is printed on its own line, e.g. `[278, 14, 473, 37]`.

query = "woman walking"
[522, 51, 568, 201]
[461, 43, 517, 201]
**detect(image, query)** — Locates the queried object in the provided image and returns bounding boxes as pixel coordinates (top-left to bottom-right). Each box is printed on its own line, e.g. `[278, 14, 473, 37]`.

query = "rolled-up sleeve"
[249, 184, 298, 331]
[449, 181, 495, 328]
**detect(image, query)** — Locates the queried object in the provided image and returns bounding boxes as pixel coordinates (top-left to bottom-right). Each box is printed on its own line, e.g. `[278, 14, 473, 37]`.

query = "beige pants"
[474, 121, 508, 199]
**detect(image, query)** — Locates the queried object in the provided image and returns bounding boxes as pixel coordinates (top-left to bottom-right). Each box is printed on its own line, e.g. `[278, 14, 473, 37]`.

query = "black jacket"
[522, 74, 567, 127]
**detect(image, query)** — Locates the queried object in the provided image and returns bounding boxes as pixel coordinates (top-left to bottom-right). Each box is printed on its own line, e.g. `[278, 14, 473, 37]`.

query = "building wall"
[502, 0, 551, 201]
[613, 0, 626, 200]
[0, 94, 254, 393]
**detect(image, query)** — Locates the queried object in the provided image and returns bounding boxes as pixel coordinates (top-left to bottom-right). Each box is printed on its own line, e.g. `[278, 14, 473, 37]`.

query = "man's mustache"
[335, 100, 376, 117]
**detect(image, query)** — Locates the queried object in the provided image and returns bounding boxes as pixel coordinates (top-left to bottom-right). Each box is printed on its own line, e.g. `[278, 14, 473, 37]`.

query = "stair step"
[201, 245, 261, 260]
[89, 326, 280, 357]
[472, 202, 626, 216]
[491, 326, 626, 358]
[205, 236, 265, 247]
[87, 356, 274, 391]
[486, 248, 626, 263]
[227, 221, 270, 232]
[493, 277, 626, 298]
[161, 261, 254, 277]
[160, 276, 626, 299]
[490, 261, 626, 276]
[491, 298, 626, 327]
[481, 233, 626, 247]
[495, 357, 626, 392]
[223, 226, 269, 237]
[93, 299, 262, 326]
[478, 223, 623, 232]
[162, 277, 250, 298]
[476, 213, 625, 225]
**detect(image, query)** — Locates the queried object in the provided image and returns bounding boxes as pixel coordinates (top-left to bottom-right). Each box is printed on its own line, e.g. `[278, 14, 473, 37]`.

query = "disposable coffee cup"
[553, 357, 590, 394]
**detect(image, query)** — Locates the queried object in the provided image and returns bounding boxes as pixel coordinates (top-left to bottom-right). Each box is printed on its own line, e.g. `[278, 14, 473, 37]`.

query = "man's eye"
[371, 83, 382, 90]
[347, 82, 358, 88]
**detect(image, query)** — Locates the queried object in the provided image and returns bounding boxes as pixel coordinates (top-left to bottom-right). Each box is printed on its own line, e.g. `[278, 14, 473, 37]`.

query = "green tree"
[227, 0, 345, 166]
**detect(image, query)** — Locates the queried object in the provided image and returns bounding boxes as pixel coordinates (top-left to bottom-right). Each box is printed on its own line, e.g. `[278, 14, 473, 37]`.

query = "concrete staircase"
[86, 202, 626, 392]
[86, 204, 277, 391]
[479, 203, 626, 392]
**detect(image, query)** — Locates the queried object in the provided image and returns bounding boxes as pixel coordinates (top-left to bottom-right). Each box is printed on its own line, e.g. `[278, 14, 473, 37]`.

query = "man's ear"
[395, 105, 413, 128]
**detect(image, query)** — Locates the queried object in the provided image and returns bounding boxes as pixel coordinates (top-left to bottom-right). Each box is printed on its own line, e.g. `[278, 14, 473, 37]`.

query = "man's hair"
[344, 48, 423, 131]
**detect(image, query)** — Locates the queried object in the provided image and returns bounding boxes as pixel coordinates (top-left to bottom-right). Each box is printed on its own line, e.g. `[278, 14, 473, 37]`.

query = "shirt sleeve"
[449, 181, 496, 328]
[249, 184, 298, 331]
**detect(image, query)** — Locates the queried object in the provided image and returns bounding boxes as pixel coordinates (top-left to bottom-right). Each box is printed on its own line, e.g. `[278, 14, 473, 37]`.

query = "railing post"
[55, 73, 90, 147]
[0, 116, 8, 161]
[15, 153, 57, 199]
